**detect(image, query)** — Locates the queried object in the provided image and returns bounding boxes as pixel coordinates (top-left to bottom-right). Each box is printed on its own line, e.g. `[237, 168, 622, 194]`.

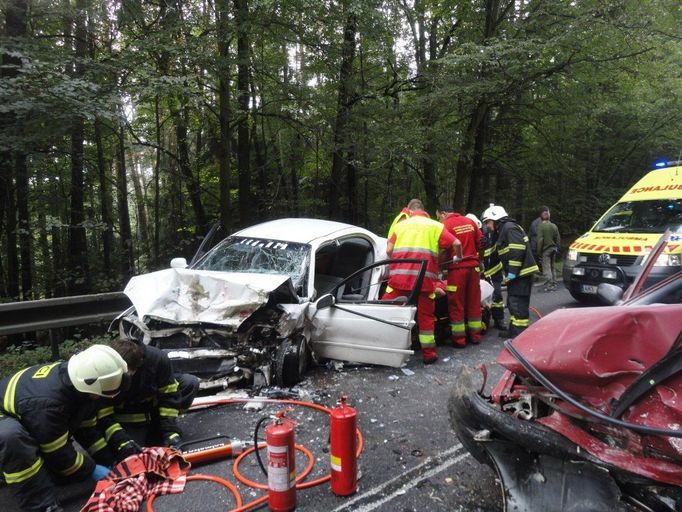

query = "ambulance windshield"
[593, 199, 682, 233]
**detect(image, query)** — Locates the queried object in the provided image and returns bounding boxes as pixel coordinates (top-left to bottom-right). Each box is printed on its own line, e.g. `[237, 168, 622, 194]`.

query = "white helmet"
[481, 204, 508, 222]
[465, 213, 482, 229]
[68, 344, 128, 397]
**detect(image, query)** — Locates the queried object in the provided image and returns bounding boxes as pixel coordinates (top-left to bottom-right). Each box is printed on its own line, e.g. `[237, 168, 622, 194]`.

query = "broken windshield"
[593, 199, 682, 233]
[194, 236, 310, 290]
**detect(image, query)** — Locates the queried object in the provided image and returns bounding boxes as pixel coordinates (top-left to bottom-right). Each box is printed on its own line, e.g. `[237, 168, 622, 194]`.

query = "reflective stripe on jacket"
[0, 362, 96, 480]
[388, 214, 446, 292]
[495, 218, 539, 279]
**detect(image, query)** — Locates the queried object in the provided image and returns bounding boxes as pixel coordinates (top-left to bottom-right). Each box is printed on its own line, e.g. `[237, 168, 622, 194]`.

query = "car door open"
[310, 259, 426, 368]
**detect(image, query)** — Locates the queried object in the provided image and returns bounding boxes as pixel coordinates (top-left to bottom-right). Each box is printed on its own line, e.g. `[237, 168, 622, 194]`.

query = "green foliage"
[1, 0, 681, 301]
[0, 336, 113, 380]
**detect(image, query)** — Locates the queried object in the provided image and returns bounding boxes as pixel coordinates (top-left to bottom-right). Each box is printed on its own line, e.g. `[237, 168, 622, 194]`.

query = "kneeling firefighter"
[0, 345, 128, 512]
[103, 339, 199, 451]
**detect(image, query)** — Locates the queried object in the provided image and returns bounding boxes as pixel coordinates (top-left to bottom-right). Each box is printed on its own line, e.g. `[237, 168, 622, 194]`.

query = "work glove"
[506, 272, 516, 281]
[91, 464, 110, 482]
[116, 440, 143, 462]
[163, 432, 183, 450]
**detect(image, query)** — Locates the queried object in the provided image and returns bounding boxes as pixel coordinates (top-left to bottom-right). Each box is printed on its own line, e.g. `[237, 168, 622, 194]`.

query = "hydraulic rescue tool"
[179, 436, 250, 465]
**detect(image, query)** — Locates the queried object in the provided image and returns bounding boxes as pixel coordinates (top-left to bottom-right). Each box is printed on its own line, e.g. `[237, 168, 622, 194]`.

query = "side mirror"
[597, 283, 624, 306]
[170, 257, 188, 269]
[316, 293, 335, 310]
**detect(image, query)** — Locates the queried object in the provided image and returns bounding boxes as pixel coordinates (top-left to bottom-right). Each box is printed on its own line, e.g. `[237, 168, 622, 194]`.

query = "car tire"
[275, 335, 309, 387]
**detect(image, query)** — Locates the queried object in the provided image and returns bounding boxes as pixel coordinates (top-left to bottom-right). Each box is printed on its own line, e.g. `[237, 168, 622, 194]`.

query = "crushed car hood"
[496, 304, 682, 482]
[123, 268, 299, 328]
[496, 304, 682, 409]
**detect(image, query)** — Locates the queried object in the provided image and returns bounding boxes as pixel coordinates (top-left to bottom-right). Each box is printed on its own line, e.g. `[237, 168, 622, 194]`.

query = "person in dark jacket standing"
[528, 206, 549, 273]
[482, 205, 539, 338]
[536, 208, 561, 291]
[0, 345, 128, 512]
[481, 225, 506, 330]
[107, 339, 199, 450]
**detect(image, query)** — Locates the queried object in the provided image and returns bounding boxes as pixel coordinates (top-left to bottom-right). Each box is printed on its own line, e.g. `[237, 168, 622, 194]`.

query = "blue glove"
[506, 272, 517, 281]
[91, 464, 110, 481]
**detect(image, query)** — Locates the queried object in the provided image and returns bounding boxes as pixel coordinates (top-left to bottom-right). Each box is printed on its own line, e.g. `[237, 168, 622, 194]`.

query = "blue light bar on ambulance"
[654, 161, 668, 168]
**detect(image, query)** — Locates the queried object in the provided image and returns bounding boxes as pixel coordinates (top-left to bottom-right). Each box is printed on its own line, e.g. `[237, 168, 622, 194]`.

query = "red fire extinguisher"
[330, 395, 358, 496]
[265, 412, 297, 512]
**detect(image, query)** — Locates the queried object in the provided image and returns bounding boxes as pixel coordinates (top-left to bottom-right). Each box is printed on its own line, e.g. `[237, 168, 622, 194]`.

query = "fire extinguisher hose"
[147, 397, 365, 512]
[233, 442, 315, 490]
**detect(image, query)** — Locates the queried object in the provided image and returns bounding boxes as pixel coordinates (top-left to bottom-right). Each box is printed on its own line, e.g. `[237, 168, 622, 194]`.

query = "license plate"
[581, 284, 598, 294]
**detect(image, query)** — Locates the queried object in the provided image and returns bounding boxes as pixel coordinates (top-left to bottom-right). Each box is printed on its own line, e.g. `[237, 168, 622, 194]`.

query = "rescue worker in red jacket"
[481, 205, 539, 337]
[103, 339, 199, 450]
[0, 345, 128, 512]
[384, 199, 462, 364]
[436, 206, 484, 347]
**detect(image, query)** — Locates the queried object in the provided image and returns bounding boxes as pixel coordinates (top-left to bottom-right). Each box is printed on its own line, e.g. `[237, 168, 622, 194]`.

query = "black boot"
[44, 504, 64, 512]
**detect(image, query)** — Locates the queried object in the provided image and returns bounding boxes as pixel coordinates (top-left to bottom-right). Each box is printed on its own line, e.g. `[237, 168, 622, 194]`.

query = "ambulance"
[563, 161, 682, 303]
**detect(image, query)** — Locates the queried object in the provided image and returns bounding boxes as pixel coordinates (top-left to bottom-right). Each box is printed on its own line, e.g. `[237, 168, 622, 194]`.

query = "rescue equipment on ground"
[330, 395, 358, 496]
[145, 395, 365, 512]
[265, 411, 297, 511]
[179, 436, 249, 465]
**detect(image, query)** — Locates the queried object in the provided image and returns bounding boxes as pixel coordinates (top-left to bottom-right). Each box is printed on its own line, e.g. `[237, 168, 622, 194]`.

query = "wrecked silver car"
[112, 219, 424, 390]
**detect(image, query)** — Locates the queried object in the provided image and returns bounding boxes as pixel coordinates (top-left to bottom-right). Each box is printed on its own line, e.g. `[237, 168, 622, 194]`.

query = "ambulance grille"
[582, 254, 639, 266]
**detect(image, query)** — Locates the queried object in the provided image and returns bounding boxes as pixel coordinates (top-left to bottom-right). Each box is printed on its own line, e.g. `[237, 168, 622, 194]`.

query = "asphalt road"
[2, 284, 579, 512]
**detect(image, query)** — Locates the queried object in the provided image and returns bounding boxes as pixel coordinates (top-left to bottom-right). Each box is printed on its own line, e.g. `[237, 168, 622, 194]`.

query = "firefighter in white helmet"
[0, 345, 128, 512]
[481, 205, 539, 337]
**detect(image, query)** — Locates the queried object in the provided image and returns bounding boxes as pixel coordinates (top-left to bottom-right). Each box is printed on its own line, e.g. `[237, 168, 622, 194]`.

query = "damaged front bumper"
[448, 366, 680, 512]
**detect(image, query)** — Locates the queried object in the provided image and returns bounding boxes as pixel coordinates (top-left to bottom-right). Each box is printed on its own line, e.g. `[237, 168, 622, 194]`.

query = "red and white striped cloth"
[81, 447, 190, 512]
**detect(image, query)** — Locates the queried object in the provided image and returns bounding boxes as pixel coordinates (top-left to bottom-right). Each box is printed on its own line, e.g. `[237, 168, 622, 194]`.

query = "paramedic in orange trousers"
[436, 206, 485, 348]
[383, 200, 462, 364]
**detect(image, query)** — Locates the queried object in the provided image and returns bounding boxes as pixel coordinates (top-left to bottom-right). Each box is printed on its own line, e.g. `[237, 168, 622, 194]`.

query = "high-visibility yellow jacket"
[388, 213, 454, 292]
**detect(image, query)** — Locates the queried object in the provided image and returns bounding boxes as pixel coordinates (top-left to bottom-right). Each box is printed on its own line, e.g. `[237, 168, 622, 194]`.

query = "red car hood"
[497, 304, 682, 482]
[497, 304, 682, 409]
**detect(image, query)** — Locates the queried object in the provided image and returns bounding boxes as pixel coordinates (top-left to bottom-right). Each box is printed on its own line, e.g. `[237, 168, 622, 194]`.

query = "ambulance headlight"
[642, 252, 681, 267]
[602, 270, 618, 280]
[567, 249, 578, 262]
[572, 267, 586, 276]
[653, 254, 681, 267]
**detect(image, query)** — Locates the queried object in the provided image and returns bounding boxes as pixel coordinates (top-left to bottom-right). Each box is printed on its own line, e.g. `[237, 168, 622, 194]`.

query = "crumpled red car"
[450, 301, 682, 512]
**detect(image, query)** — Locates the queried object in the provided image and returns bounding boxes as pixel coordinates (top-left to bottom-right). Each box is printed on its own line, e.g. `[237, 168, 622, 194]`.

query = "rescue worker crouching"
[0, 345, 128, 512]
[481, 205, 539, 338]
[384, 199, 462, 364]
[102, 339, 199, 452]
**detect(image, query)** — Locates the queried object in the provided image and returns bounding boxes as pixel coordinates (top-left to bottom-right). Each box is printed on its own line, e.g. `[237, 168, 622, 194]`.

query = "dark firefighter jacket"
[97, 345, 182, 452]
[482, 234, 502, 280]
[0, 362, 98, 480]
[495, 217, 539, 282]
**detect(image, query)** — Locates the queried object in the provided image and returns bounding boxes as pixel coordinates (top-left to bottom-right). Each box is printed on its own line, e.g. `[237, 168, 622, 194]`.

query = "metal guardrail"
[0, 292, 132, 340]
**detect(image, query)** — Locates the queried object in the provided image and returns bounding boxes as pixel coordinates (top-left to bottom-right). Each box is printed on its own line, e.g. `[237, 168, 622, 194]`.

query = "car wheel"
[275, 335, 309, 387]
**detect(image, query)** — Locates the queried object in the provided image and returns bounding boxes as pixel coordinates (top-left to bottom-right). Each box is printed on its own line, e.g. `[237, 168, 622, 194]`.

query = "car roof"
[233, 218, 381, 244]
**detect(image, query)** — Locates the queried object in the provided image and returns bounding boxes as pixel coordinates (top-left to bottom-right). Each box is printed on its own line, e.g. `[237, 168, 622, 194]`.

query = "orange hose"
[148, 397, 366, 512]
[530, 306, 543, 319]
[233, 442, 315, 489]
[146, 473, 242, 512]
